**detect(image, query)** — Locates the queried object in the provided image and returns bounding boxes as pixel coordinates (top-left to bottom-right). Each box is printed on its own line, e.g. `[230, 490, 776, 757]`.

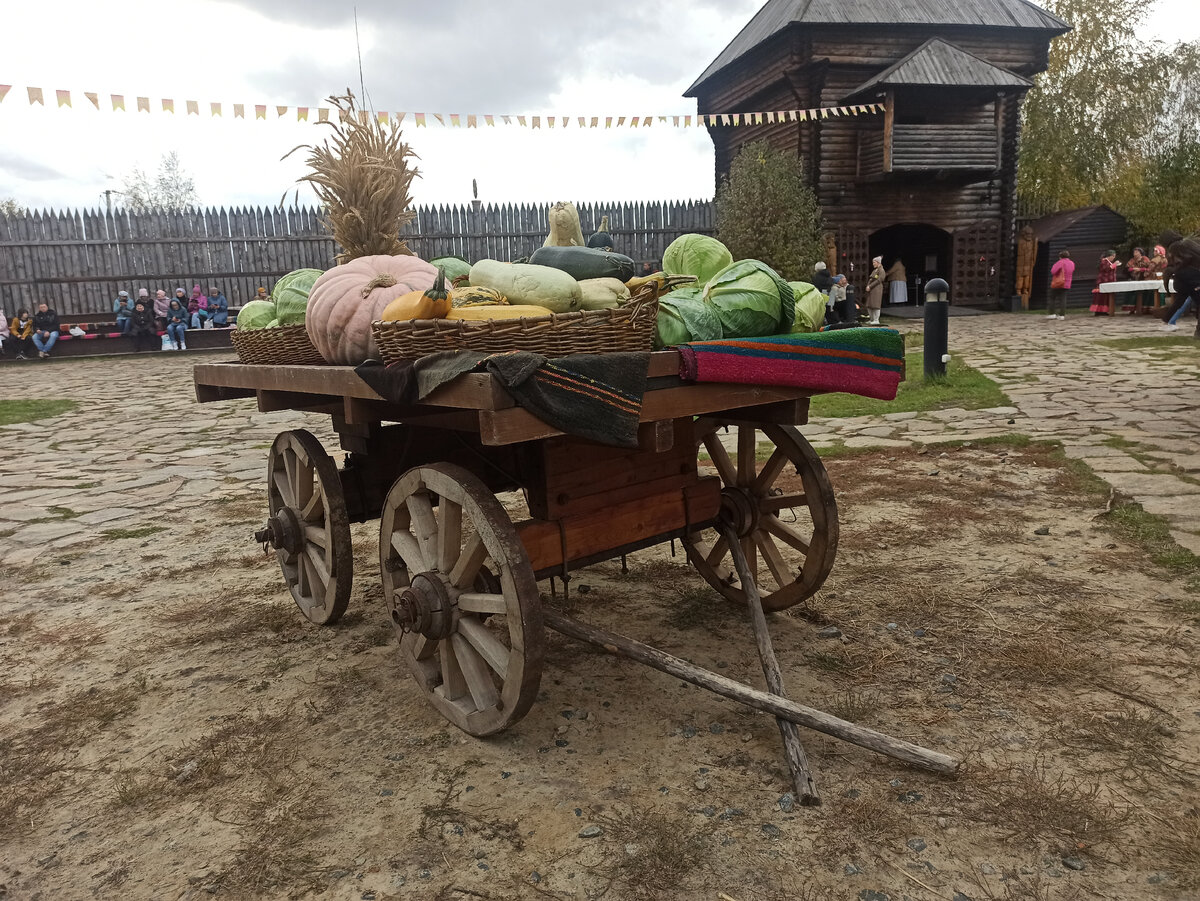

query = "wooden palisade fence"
[0, 201, 714, 317]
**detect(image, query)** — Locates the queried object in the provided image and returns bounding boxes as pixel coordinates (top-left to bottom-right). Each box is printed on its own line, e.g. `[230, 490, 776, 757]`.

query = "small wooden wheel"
[684, 420, 838, 612]
[379, 463, 544, 737]
[260, 429, 353, 626]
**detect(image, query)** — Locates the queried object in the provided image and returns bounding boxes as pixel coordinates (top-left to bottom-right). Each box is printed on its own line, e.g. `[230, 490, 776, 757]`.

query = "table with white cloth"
[1097, 279, 1173, 315]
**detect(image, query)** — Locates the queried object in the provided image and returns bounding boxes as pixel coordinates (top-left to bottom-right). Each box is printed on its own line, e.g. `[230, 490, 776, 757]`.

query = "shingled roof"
[685, 0, 1069, 96]
[842, 38, 1033, 101]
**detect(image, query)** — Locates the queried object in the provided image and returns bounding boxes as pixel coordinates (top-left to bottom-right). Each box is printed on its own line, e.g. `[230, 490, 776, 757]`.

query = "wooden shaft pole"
[722, 525, 820, 806]
[541, 608, 961, 776]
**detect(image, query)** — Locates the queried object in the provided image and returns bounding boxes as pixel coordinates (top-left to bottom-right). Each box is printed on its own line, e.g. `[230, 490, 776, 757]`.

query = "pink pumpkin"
[305, 254, 440, 364]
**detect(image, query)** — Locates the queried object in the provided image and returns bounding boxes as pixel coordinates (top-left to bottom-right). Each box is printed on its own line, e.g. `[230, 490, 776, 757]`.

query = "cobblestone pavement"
[1, 313, 1197, 559]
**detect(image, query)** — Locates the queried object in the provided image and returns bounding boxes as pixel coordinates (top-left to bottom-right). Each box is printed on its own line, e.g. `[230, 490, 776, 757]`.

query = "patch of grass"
[1100, 502, 1200, 582]
[45, 505, 82, 520]
[1095, 336, 1200, 351]
[810, 351, 1010, 419]
[0, 398, 79, 426]
[101, 525, 166, 540]
[1152, 813, 1200, 889]
[589, 806, 713, 900]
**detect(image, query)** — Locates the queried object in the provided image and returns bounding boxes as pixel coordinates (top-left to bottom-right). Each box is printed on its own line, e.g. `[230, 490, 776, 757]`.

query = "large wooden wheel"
[258, 429, 353, 626]
[684, 420, 838, 612]
[379, 463, 544, 737]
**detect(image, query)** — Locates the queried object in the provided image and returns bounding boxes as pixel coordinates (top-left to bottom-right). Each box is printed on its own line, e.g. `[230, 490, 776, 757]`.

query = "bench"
[3, 323, 236, 360]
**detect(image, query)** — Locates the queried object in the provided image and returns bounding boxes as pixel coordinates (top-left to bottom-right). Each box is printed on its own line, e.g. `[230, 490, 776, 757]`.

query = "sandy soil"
[2, 380, 1199, 901]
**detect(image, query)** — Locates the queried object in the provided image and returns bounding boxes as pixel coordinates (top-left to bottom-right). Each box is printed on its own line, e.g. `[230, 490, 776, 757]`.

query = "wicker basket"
[231, 325, 327, 366]
[371, 276, 696, 363]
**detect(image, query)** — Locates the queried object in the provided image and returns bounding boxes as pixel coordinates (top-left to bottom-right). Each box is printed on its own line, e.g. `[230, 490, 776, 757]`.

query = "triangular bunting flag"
[162, 99, 174, 113]
[210, 102, 221, 116]
[684, 115, 692, 127]
[502, 115, 512, 125]
[532, 116, 540, 128]
[517, 115, 526, 126]
[467, 114, 477, 127]
[450, 114, 461, 127]
[186, 100, 198, 115]
[86, 92, 99, 109]
[605, 116, 613, 128]
[484, 114, 494, 126]
[277, 105, 288, 117]
[672, 116, 679, 127]
[137, 96, 149, 113]
[415, 113, 426, 127]
[434, 113, 445, 125]
[395, 112, 406, 124]
[546, 116, 554, 128]
[234, 103, 244, 118]
[796, 110, 806, 122]
[720, 114, 730, 126]
[590, 117, 598, 128]
[56, 90, 71, 108]
[318, 108, 329, 122]
[27, 87, 44, 105]
[297, 107, 309, 121]
[630, 116, 639, 127]
[255, 105, 266, 120]
[378, 111, 389, 124]
[617, 116, 625, 127]
[0, 85, 10, 104]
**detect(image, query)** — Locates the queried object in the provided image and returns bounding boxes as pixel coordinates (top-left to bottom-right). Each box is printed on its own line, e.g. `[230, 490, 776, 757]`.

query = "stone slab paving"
[1, 321, 1198, 560]
[811, 312, 1200, 554]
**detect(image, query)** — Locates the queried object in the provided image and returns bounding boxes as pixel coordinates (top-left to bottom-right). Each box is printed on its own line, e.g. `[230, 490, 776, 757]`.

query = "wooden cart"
[194, 353, 958, 804]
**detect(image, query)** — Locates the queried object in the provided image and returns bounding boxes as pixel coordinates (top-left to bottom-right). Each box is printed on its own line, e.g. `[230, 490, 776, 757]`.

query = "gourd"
[625, 270, 670, 293]
[468, 260, 581, 313]
[578, 277, 631, 311]
[450, 285, 508, 307]
[379, 269, 452, 321]
[587, 215, 614, 250]
[527, 246, 637, 283]
[305, 254, 440, 364]
[444, 304, 555, 321]
[543, 201, 585, 247]
[430, 255, 472, 286]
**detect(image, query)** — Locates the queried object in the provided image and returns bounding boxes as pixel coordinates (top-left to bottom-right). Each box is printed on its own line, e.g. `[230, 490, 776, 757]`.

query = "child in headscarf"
[188, 284, 209, 328]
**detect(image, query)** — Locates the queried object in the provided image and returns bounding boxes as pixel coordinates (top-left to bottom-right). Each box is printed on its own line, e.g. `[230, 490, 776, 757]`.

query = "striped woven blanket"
[677, 328, 905, 400]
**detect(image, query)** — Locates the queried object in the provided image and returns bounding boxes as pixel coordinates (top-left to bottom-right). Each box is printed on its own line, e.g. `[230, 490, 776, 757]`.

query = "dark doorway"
[869, 223, 952, 304]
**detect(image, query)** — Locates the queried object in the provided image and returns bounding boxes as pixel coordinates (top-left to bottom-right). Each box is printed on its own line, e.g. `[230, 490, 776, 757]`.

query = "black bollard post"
[923, 278, 949, 378]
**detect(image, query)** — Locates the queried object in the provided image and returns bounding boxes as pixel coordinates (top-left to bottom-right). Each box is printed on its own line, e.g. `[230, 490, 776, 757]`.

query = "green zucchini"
[528, 245, 637, 282]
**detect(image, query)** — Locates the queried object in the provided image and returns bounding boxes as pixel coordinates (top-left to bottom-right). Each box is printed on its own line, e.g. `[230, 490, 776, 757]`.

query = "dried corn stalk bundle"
[285, 91, 419, 263]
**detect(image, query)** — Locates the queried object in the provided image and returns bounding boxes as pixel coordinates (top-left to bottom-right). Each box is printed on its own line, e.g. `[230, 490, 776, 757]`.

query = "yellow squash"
[450, 285, 508, 308]
[444, 304, 555, 321]
[379, 269, 452, 321]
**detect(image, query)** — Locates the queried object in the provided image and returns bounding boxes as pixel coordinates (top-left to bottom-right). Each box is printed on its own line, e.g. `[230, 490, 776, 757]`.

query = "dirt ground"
[2, 372, 1200, 900]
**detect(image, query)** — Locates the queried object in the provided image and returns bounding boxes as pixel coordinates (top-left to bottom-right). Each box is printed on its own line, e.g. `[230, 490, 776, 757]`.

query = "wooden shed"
[1027, 205, 1129, 310]
[685, 0, 1070, 307]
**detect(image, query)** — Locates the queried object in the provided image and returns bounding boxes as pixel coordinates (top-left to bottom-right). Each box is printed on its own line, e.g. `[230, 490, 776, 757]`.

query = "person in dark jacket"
[206, 287, 229, 327]
[129, 300, 159, 352]
[1161, 238, 1200, 339]
[165, 298, 189, 350]
[32, 302, 60, 358]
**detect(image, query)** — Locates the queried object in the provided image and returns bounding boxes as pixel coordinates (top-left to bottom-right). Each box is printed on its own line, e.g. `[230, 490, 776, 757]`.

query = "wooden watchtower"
[685, 0, 1069, 307]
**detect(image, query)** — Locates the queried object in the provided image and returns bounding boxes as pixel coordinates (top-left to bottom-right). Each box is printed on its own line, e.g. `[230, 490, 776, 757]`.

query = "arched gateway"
[685, 0, 1069, 308]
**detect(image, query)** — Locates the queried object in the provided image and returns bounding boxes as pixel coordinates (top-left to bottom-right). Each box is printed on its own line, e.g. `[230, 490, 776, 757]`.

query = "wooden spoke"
[683, 422, 838, 612]
[451, 633, 500, 711]
[737, 425, 756, 487]
[265, 430, 353, 626]
[438, 638, 469, 702]
[438, 498, 463, 574]
[752, 448, 788, 495]
[458, 617, 510, 676]
[764, 514, 810, 553]
[753, 529, 792, 591]
[379, 463, 543, 737]
[702, 433, 737, 486]
[449, 532, 487, 589]
[457, 592, 508, 615]
[762, 492, 807, 513]
[406, 492, 439, 570]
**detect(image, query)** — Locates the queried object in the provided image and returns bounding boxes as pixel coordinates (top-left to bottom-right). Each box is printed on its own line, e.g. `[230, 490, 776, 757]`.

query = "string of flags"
[0, 84, 881, 127]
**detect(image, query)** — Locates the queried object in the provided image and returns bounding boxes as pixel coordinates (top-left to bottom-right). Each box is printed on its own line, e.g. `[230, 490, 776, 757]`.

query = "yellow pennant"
[254, 105, 266, 120]
[414, 112, 426, 127]
[162, 99, 174, 113]
[56, 90, 70, 108]
[485, 114, 495, 126]
[517, 115, 526, 126]
[378, 110, 389, 124]
[605, 116, 612, 128]
[450, 113, 461, 127]
[210, 102, 221, 116]
[547, 116, 555, 128]
[297, 107, 309, 121]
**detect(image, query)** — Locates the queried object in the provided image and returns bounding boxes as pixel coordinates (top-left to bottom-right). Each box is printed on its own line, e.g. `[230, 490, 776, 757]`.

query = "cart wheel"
[379, 463, 544, 737]
[259, 429, 353, 626]
[684, 420, 838, 612]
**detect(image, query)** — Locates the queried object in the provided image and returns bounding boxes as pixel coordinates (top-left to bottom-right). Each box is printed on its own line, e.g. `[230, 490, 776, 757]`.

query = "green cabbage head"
[788, 281, 826, 333]
[662, 234, 733, 285]
[236, 299, 278, 331]
[653, 285, 723, 348]
[702, 260, 794, 338]
[273, 268, 323, 327]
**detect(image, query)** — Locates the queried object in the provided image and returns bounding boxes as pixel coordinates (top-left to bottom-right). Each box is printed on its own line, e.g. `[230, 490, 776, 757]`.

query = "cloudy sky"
[2, 0, 1197, 212]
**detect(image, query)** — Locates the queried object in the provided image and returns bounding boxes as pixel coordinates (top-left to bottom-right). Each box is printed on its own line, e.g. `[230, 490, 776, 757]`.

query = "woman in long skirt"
[1089, 250, 1121, 315]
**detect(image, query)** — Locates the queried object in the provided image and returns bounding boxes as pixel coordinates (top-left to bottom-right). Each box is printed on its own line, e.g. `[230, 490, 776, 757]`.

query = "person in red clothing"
[1047, 250, 1075, 320]
[1089, 250, 1121, 315]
